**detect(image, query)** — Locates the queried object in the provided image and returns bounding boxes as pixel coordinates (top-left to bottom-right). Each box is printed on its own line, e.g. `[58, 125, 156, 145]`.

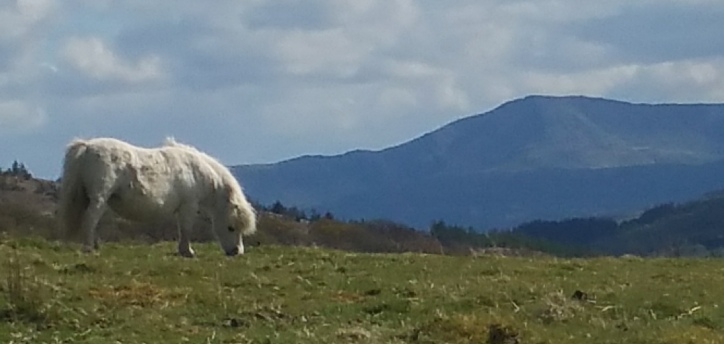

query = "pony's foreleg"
[81, 199, 107, 253]
[176, 208, 197, 258]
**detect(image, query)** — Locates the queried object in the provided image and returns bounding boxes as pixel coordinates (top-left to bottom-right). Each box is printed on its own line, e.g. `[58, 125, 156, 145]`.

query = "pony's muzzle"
[225, 247, 240, 256]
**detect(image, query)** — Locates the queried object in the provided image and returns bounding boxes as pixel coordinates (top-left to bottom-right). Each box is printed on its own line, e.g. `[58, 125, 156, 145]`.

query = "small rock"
[364, 288, 382, 296]
[571, 290, 588, 301]
[487, 323, 519, 344]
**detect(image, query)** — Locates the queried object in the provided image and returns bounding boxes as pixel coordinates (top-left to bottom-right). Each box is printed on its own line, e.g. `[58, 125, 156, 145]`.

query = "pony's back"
[163, 137, 238, 190]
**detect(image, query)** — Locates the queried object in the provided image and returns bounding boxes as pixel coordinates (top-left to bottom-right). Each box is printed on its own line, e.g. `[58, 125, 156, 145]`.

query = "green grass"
[2, 235, 724, 343]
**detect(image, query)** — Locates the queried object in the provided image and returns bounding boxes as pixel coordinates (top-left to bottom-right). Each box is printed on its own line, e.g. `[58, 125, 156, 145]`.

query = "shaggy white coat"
[58, 137, 256, 257]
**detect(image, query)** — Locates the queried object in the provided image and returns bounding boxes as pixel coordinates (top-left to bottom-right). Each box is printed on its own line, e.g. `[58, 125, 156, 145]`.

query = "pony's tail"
[58, 139, 90, 239]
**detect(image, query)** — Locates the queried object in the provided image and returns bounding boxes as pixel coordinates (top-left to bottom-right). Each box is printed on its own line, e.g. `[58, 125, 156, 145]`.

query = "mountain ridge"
[232, 95, 724, 229]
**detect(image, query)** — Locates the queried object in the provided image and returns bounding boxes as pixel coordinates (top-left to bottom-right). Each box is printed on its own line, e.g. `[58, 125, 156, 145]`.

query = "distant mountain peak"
[403, 94, 724, 171]
[233, 96, 724, 230]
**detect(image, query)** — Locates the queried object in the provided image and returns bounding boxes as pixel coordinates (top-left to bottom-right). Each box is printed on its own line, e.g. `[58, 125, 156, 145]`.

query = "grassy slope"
[2, 236, 724, 344]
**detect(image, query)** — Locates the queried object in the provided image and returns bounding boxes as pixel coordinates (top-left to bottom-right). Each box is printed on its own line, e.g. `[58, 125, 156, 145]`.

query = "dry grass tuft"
[88, 280, 186, 308]
[538, 290, 585, 324]
[1, 250, 55, 327]
[336, 326, 373, 341]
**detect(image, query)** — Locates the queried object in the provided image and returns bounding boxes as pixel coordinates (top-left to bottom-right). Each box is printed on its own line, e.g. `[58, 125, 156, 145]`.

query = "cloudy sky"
[2, 0, 724, 179]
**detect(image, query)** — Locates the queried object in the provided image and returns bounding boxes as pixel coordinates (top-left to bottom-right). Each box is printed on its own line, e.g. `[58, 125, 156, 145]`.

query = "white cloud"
[274, 29, 366, 78]
[518, 58, 724, 104]
[381, 61, 469, 111]
[522, 65, 639, 95]
[0, 100, 47, 133]
[617, 59, 724, 102]
[269, 0, 418, 79]
[378, 87, 417, 110]
[0, 0, 56, 39]
[646, 60, 721, 86]
[17, 0, 54, 18]
[62, 37, 163, 83]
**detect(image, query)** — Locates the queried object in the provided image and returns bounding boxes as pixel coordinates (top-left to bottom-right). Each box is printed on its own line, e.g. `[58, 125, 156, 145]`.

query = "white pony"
[58, 137, 257, 257]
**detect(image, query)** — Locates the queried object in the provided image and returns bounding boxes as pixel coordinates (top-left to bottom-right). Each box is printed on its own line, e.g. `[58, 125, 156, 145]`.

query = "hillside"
[232, 95, 724, 230]
[0, 173, 448, 256]
[8, 159, 724, 258]
[605, 192, 724, 255]
[504, 186, 724, 257]
[7, 158, 724, 260]
[3, 237, 724, 343]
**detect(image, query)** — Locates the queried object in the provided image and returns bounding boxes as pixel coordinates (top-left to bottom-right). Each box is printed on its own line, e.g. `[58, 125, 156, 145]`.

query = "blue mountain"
[231, 95, 724, 230]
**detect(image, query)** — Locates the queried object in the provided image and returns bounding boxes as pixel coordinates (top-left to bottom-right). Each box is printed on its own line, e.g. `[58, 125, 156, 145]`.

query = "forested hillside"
[3, 161, 724, 257]
[508, 190, 724, 256]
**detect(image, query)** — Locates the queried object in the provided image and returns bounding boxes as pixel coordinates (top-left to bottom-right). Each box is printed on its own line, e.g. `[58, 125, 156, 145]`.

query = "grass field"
[2, 235, 724, 343]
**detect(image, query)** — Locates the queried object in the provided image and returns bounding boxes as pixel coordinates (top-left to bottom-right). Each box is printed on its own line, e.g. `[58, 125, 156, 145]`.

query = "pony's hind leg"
[81, 198, 107, 253]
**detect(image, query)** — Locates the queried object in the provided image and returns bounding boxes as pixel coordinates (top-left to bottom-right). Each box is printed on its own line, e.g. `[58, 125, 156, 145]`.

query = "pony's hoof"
[178, 249, 196, 258]
[81, 245, 95, 253]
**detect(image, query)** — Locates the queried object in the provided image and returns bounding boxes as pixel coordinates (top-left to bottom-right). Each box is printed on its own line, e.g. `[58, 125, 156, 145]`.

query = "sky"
[2, 0, 724, 179]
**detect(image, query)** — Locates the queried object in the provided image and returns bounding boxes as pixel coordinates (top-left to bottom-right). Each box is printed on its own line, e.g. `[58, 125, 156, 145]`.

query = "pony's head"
[214, 186, 257, 256]
[185, 141, 257, 257]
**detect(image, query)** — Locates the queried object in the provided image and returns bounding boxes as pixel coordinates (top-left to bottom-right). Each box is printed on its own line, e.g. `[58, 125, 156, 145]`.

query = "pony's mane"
[162, 137, 245, 197]
[163, 136, 199, 152]
[163, 137, 220, 164]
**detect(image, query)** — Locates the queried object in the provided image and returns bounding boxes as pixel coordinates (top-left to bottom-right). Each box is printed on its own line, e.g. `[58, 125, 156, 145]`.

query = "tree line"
[4, 163, 724, 257]
[0, 160, 32, 179]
